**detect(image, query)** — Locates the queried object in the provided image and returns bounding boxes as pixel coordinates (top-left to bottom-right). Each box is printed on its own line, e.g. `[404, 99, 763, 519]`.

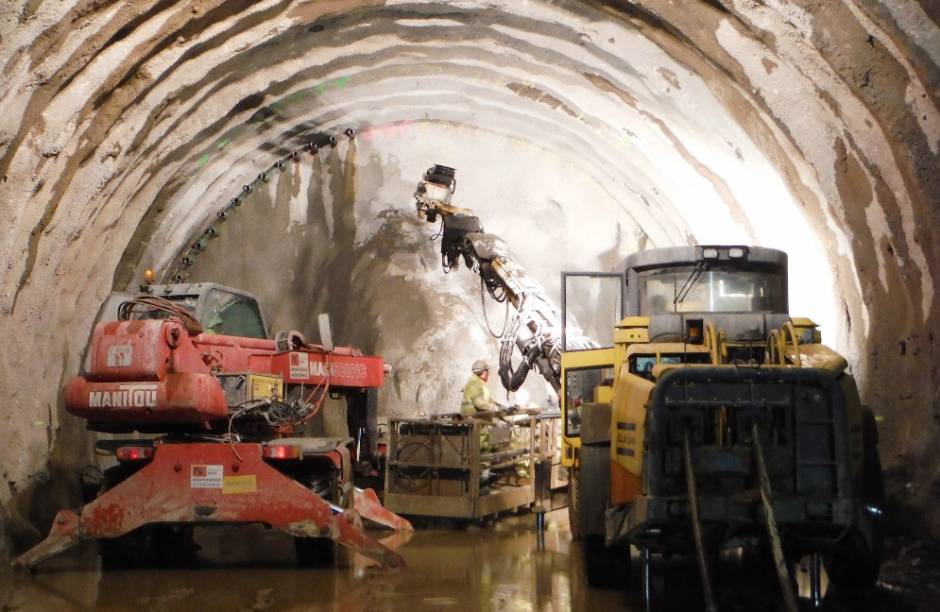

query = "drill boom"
[415, 165, 596, 393]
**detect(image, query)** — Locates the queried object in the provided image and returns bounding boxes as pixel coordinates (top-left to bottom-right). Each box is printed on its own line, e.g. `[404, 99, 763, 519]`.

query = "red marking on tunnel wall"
[361, 120, 414, 142]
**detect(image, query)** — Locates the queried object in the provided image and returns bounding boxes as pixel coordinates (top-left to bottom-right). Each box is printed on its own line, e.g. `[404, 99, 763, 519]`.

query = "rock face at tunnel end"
[0, 0, 938, 555]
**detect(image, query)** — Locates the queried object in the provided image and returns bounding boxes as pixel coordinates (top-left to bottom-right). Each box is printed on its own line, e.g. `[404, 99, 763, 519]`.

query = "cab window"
[201, 289, 266, 339]
[564, 366, 613, 437]
[136, 295, 198, 320]
[639, 266, 784, 314]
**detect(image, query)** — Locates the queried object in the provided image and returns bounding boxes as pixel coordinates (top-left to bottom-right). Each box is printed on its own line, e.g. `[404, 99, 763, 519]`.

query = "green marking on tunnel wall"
[196, 153, 209, 167]
[287, 90, 308, 102]
[216, 139, 230, 150]
[314, 75, 351, 95]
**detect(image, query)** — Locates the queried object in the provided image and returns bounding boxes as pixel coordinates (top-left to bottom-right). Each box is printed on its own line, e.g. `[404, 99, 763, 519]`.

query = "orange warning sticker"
[222, 474, 257, 495]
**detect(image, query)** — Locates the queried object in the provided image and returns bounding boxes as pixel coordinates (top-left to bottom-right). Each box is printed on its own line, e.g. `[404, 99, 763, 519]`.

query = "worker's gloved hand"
[489, 404, 513, 424]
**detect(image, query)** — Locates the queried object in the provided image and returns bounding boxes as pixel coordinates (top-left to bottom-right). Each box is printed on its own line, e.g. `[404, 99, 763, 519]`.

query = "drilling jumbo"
[16, 282, 411, 570]
[414, 165, 885, 609]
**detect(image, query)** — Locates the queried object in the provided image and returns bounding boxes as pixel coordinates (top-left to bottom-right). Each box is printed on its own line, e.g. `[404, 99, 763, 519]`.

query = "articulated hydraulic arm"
[414, 165, 596, 393]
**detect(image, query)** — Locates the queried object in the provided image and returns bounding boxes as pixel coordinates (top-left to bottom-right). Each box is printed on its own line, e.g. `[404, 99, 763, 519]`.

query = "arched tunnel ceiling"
[0, 0, 938, 542]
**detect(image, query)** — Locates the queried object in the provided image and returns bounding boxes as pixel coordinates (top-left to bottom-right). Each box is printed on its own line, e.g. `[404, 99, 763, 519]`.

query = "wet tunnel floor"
[2, 510, 939, 611]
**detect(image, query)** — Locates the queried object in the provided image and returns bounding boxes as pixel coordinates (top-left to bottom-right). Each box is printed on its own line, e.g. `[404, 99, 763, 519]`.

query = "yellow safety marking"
[222, 475, 258, 495]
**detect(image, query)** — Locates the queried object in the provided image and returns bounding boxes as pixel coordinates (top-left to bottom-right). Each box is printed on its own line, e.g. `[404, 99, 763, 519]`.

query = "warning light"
[116, 446, 154, 462]
[143, 269, 156, 284]
[263, 444, 302, 460]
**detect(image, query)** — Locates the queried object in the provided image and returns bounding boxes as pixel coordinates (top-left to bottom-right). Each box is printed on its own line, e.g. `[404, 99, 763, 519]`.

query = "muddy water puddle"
[1, 510, 622, 611]
[2, 510, 938, 611]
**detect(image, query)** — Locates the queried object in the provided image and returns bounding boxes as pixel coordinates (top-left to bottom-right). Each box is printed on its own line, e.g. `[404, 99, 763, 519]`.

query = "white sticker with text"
[289, 352, 310, 379]
[191, 465, 223, 489]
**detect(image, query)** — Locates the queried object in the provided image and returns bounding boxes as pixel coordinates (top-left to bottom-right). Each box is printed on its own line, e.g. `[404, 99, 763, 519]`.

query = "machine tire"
[294, 537, 336, 566]
[568, 467, 583, 540]
[97, 464, 171, 569]
[294, 464, 339, 567]
[824, 532, 881, 595]
[640, 548, 655, 612]
[99, 528, 149, 569]
[825, 409, 884, 594]
[100, 524, 195, 569]
[346, 387, 379, 472]
[584, 534, 631, 589]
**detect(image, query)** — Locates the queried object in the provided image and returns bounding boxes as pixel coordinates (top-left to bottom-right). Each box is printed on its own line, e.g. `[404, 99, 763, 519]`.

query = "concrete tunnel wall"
[0, 0, 937, 558]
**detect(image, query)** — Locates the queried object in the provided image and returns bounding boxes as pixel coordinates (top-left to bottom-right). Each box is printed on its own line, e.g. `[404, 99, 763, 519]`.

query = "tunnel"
[0, 0, 938, 607]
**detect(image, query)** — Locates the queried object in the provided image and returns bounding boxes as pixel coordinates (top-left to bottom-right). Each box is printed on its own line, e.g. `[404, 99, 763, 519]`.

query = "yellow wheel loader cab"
[563, 245, 884, 596]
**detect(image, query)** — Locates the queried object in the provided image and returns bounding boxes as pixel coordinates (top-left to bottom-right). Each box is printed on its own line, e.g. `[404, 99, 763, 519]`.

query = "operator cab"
[623, 245, 793, 373]
[625, 245, 788, 317]
[95, 282, 269, 339]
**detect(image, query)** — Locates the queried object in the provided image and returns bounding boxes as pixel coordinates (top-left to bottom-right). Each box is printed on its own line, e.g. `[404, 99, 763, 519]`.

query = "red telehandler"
[14, 281, 411, 570]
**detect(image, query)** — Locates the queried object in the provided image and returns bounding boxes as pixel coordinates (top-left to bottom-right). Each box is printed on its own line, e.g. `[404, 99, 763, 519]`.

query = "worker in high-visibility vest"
[461, 360, 498, 416]
[460, 360, 531, 477]
[461, 359, 499, 456]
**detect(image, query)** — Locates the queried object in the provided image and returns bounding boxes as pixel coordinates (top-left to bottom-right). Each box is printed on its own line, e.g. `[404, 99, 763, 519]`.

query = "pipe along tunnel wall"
[0, 0, 937, 560]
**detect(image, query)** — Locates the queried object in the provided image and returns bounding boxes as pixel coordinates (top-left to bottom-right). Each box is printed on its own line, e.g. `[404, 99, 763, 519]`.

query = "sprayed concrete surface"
[2, 510, 940, 611]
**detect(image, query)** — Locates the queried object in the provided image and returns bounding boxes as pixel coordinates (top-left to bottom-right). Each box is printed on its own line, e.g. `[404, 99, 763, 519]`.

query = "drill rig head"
[415, 164, 469, 223]
[412, 164, 598, 395]
[414, 164, 485, 271]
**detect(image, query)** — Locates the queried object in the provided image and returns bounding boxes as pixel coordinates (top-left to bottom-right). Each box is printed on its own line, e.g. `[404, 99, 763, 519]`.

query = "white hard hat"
[471, 360, 490, 374]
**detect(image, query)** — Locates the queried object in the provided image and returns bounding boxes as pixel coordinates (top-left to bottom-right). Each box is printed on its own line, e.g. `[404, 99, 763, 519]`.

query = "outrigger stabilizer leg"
[13, 443, 409, 570]
[354, 487, 414, 532]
